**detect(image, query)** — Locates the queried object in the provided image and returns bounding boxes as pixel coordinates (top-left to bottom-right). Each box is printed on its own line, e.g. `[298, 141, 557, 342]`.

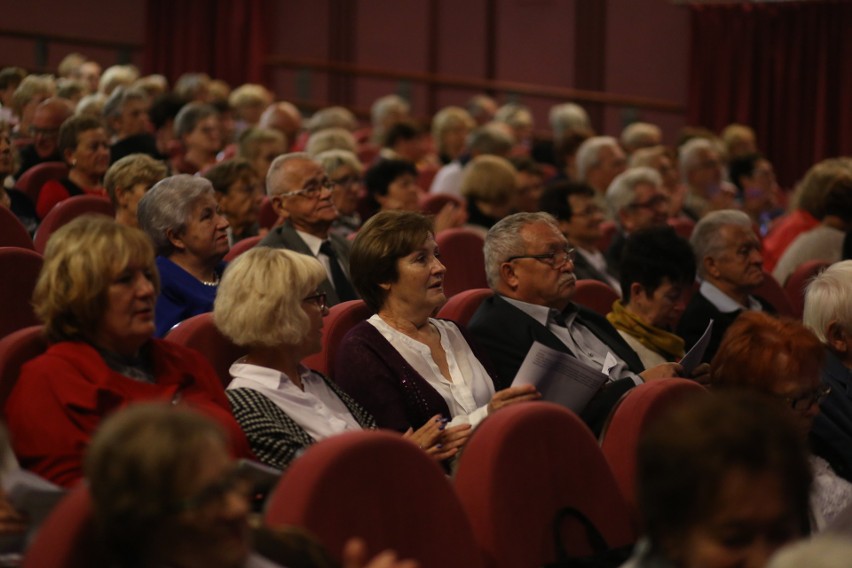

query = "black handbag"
[542, 506, 635, 568]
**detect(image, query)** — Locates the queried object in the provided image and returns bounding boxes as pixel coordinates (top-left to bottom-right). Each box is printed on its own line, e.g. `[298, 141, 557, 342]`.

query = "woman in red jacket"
[4, 215, 251, 487]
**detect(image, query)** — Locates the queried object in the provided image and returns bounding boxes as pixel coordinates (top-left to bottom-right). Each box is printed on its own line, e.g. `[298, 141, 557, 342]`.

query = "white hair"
[605, 167, 663, 218]
[549, 103, 590, 140]
[620, 122, 662, 153]
[678, 137, 720, 180]
[690, 209, 753, 278]
[575, 136, 620, 182]
[803, 260, 852, 344]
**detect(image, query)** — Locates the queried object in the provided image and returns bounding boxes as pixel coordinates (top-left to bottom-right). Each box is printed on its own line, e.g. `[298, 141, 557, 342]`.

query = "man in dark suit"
[260, 153, 357, 306]
[676, 209, 776, 364]
[804, 261, 852, 483]
[468, 212, 686, 434]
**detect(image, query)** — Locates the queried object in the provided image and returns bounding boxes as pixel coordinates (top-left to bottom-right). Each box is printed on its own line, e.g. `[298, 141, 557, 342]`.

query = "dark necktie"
[550, 309, 567, 327]
[320, 241, 357, 302]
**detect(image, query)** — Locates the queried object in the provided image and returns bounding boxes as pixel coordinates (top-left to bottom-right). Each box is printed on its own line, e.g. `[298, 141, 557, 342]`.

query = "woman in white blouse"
[215, 247, 466, 470]
[335, 210, 539, 436]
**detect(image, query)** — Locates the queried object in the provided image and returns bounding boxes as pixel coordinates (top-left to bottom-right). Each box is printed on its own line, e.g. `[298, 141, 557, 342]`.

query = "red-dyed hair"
[710, 311, 825, 392]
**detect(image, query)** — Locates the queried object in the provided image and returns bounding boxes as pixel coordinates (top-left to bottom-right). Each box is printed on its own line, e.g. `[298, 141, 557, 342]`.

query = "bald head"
[259, 102, 302, 146]
[32, 97, 74, 159]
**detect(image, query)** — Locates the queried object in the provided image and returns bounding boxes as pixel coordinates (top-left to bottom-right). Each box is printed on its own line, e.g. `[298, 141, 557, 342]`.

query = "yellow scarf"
[606, 300, 685, 362]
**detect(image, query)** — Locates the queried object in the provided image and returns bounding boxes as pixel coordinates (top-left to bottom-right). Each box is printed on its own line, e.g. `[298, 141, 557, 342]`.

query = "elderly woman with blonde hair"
[104, 153, 168, 228]
[4, 215, 250, 488]
[216, 247, 467, 470]
[460, 154, 518, 237]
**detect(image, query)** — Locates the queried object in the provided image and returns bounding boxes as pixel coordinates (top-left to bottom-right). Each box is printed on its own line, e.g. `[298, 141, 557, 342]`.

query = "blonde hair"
[104, 154, 168, 207]
[804, 260, 852, 344]
[34, 215, 159, 342]
[460, 154, 517, 205]
[214, 247, 325, 347]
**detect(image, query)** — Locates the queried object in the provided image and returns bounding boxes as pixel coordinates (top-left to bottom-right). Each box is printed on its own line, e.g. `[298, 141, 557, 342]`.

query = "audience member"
[304, 106, 357, 135]
[494, 102, 534, 155]
[259, 101, 302, 151]
[466, 94, 498, 126]
[711, 311, 852, 529]
[0, 126, 38, 234]
[103, 86, 159, 163]
[677, 209, 774, 363]
[805, 261, 852, 484]
[629, 145, 685, 218]
[172, 102, 221, 174]
[545, 102, 592, 169]
[10, 74, 55, 140]
[4, 216, 250, 487]
[316, 149, 364, 239]
[98, 65, 139, 96]
[620, 122, 662, 155]
[305, 127, 357, 157]
[336, 211, 539, 434]
[217, 247, 468, 469]
[149, 93, 184, 159]
[370, 94, 410, 145]
[36, 114, 109, 219]
[229, 83, 272, 134]
[604, 167, 670, 277]
[173, 72, 211, 103]
[763, 158, 852, 272]
[607, 226, 697, 369]
[627, 391, 811, 567]
[14, 97, 73, 178]
[431, 106, 475, 164]
[539, 181, 620, 292]
[203, 159, 264, 245]
[0, 67, 26, 126]
[260, 153, 357, 306]
[363, 158, 419, 217]
[237, 126, 286, 181]
[575, 136, 627, 217]
[467, 212, 693, 435]
[728, 152, 782, 234]
[87, 403, 414, 568]
[678, 137, 734, 219]
[773, 172, 852, 284]
[104, 153, 168, 228]
[429, 122, 513, 197]
[138, 175, 230, 336]
[379, 120, 429, 165]
[509, 156, 545, 213]
[460, 154, 518, 237]
[721, 122, 758, 160]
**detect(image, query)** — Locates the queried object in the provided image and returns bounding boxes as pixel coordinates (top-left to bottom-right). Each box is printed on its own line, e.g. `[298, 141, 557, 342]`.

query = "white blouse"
[367, 315, 495, 428]
[227, 362, 363, 442]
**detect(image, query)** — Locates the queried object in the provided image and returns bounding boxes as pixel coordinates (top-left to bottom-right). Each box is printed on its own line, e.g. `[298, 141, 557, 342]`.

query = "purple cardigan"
[333, 319, 504, 433]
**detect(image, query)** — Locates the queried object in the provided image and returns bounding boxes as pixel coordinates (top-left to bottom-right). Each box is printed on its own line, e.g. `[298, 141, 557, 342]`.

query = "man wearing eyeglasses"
[604, 166, 671, 278]
[15, 97, 73, 178]
[468, 212, 686, 435]
[259, 153, 358, 306]
[677, 209, 776, 364]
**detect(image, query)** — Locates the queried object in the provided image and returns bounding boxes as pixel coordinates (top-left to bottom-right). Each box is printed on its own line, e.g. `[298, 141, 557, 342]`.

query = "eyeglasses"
[176, 466, 254, 513]
[331, 175, 362, 190]
[303, 291, 328, 311]
[630, 194, 669, 210]
[505, 247, 576, 269]
[781, 384, 831, 412]
[281, 178, 334, 199]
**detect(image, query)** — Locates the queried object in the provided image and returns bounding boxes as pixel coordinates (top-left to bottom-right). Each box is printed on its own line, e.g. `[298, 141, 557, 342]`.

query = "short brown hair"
[350, 210, 433, 312]
[58, 114, 104, 161]
[202, 158, 257, 196]
[34, 215, 159, 342]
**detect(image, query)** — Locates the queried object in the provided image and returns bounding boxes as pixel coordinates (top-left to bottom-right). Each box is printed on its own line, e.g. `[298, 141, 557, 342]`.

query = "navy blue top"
[154, 256, 226, 337]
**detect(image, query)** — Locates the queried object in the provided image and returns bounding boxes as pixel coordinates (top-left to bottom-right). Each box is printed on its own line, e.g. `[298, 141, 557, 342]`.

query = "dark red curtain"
[688, 2, 852, 188]
[144, 0, 267, 88]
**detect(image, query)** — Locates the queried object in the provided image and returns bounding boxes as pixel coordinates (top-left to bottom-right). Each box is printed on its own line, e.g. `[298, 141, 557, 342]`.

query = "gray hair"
[606, 167, 663, 218]
[306, 106, 358, 133]
[494, 103, 533, 130]
[629, 145, 668, 169]
[690, 209, 753, 278]
[103, 86, 149, 121]
[575, 136, 620, 182]
[484, 212, 560, 289]
[803, 260, 852, 344]
[237, 127, 285, 160]
[678, 137, 719, 180]
[174, 102, 218, 139]
[467, 123, 514, 156]
[620, 122, 662, 153]
[137, 175, 215, 256]
[305, 127, 356, 157]
[266, 152, 312, 196]
[371, 94, 410, 128]
[315, 149, 363, 176]
[549, 103, 591, 141]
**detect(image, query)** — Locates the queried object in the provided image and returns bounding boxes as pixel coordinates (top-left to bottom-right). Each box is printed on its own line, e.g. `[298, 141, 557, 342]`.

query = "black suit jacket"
[811, 350, 852, 483]
[468, 294, 644, 435]
[676, 290, 776, 365]
[572, 250, 620, 291]
[259, 221, 354, 306]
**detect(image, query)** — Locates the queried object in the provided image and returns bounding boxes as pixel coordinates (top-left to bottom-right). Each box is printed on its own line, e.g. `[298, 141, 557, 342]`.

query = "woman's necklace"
[200, 273, 220, 287]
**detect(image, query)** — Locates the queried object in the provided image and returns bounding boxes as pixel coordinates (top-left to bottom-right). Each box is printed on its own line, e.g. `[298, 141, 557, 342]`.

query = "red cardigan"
[4, 339, 252, 487]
